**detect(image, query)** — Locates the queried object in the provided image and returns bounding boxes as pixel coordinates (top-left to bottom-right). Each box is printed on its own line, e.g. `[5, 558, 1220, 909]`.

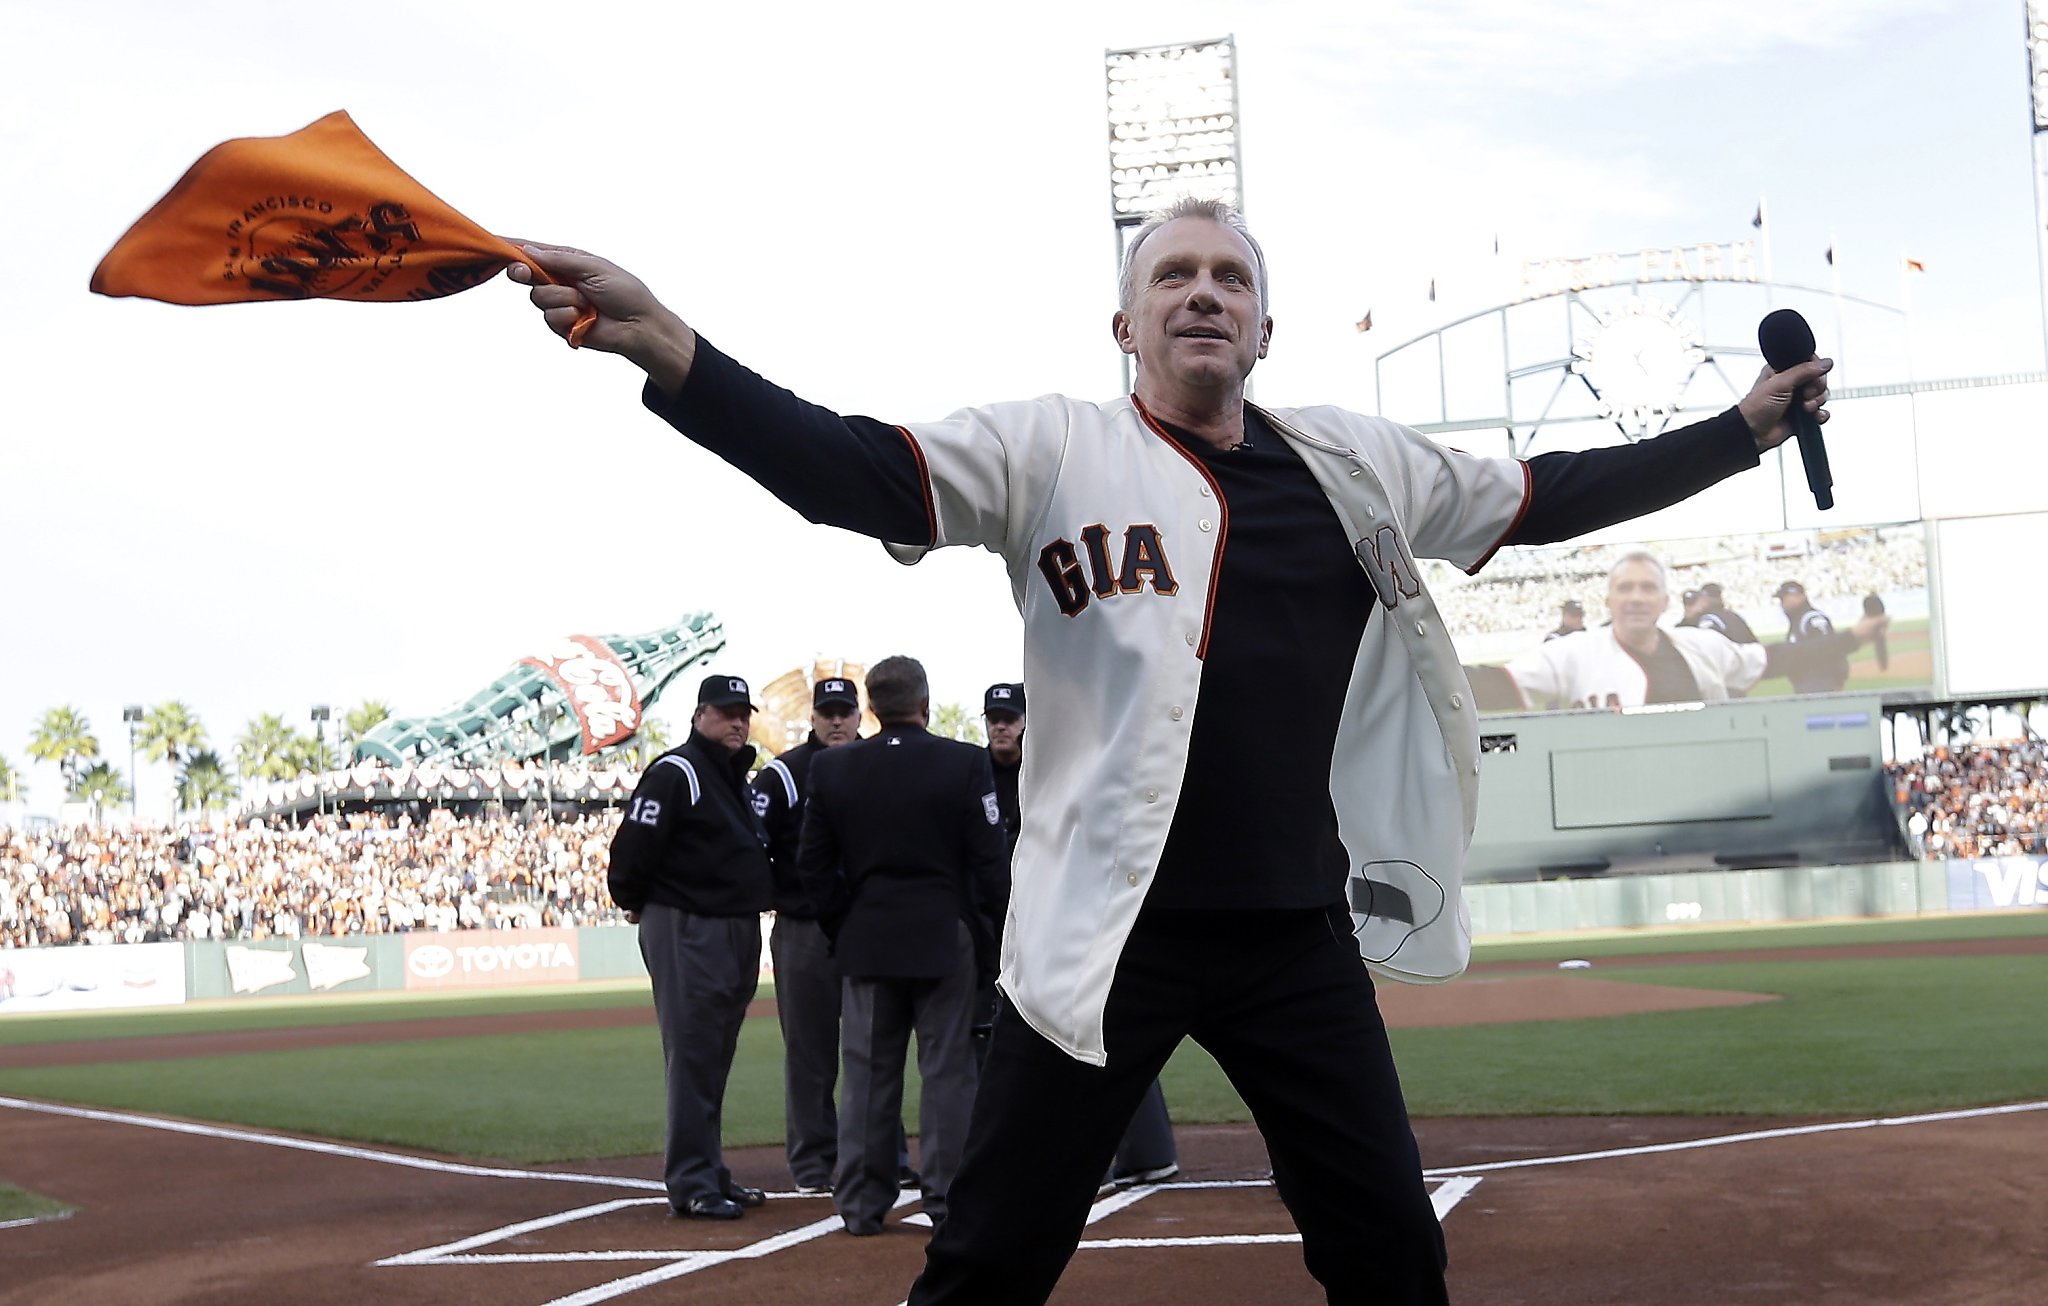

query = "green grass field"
[0, 1183, 71, 1223]
[1, 912, 2041, 1165]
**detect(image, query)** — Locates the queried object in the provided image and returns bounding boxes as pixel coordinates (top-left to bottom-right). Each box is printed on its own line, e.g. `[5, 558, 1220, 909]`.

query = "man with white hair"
[512, 197, 1835, 1305]
[1472, 551, 1884, 710]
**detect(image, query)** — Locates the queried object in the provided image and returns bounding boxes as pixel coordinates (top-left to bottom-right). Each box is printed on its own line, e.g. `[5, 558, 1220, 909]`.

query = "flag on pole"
[1824, 245, 1835, 266]
[91, 110, 593, 345]
[1355, 310, 1374, 333]
[1427, 278, 1437, 302]
[1751, 204, 1764, 229]
[1904, 256, 1926, 273]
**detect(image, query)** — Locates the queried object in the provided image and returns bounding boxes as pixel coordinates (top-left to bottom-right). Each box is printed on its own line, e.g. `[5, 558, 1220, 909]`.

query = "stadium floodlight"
[1104, 36, 1242, 226]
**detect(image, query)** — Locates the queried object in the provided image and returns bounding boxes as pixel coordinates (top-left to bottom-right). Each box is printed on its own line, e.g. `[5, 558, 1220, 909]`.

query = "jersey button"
[1170, 706, 1184, 720]
[1127, 873, 1140, 887]
[1145, 789, 1159, 802]
[1199, 519, 1213, 532]
[1449, 694, 1464, 710]
[1199, 485, 1213, 498]
[1184, 631, 1198, 646]
[1415, 621, 1426, 636]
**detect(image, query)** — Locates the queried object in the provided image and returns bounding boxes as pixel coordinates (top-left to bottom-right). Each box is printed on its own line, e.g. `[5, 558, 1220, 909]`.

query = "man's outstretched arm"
[508, 243, 932, 543]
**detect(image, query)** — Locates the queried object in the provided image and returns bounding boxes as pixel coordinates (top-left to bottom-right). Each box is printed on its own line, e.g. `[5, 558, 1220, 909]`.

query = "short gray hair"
[1118, 196, 1270, 314]
[1608, 550, 1669, 591]
[865, 655, 929, 723]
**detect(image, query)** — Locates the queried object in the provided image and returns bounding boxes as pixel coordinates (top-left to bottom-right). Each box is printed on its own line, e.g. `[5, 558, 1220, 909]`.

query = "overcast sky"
[3, 0, 2040, 816]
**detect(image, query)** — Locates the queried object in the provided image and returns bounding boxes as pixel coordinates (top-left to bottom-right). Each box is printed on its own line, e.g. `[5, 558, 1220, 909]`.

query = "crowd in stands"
[1889, 740, 2047, 859]
[1427, 529, 1926, 640]
[0, 809, 626, 949]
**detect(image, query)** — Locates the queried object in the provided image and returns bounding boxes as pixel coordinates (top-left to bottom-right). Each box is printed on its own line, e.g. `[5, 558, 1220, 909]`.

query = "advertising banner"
[0, 942, 187, 1015]
[221, 940, 379, 996]
[1440, 523, 1931, 713]
[402, 927, 581, 991]
[1947, 857, 2048, 912]
[519, 636, 642, 754]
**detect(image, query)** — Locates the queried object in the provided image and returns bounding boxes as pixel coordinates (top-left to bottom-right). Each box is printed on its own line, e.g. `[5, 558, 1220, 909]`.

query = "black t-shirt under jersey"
[1148, 409, 1372, 909]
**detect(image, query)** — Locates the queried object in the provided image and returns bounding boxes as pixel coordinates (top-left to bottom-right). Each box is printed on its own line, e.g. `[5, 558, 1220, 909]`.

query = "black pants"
[908, 905, 1446, 1305]
[638, 905, 760, 1207]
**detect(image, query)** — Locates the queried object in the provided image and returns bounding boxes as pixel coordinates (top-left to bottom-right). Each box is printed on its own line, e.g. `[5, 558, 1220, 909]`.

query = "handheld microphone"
[1862, 594, 1888, 670]
[1758, 309, 1833, 510]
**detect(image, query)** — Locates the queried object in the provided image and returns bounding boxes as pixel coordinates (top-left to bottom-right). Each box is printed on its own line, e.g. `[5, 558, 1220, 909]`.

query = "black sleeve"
[794, 766, 850, 934]
[644, 337, 932, 544]
[749, 765, 796, 867]
[1511, 407, 1759, 545]
[1761, 630, 1860, 680]
[961, 751, 1008, 970]
[608, 762, 693, 913]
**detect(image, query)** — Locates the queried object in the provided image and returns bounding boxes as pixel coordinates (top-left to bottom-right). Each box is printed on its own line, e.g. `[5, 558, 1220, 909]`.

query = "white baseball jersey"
[887, 394, 1527, 1065]
[1504, 624, 1767, 710]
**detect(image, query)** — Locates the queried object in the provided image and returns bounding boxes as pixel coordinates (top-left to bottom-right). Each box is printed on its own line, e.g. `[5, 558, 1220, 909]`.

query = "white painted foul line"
[1418, 1099, 2048, 1178]
[0, 1210, 75, 1232]
[0, 1094, 662, 1192]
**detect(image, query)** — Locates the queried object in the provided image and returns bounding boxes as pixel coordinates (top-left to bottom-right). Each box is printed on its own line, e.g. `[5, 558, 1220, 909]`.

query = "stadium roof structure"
[351, 614, 725, 766]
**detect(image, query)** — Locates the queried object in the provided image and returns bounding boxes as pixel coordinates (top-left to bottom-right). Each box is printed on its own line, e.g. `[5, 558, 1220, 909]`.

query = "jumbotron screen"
[1435, 523, 1931, 713]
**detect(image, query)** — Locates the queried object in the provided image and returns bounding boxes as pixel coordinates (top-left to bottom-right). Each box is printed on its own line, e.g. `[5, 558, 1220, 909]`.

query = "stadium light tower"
[2028, 2, 2048, 363]
[122, 704, 143, 820]
[310, 704, 330, 819]
[1104, 35, 1243, 391]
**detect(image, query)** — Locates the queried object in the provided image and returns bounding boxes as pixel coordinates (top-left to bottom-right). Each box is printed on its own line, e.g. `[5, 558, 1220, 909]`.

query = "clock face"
[1569, 300, 1706, 436]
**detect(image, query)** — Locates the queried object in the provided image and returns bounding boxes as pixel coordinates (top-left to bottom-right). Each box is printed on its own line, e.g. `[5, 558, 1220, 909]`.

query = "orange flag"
[91, 110, 592, 345]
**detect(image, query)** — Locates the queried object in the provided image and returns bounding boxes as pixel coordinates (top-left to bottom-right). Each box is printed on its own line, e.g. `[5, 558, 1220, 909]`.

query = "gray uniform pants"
[638, 904, 760, 1206]
[836, 922, 979, 1232]
[770, 915, 840, 1187]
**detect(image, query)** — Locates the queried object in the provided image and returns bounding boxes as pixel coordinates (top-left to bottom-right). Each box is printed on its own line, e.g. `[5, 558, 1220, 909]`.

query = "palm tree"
[630, 717, 672, 765]
[341, 700, 391, 750]
[0, 751, 22, 805]
[73, 760, 132, 810]
[235, 713, 307, 782]
[139, 700, 207, 768]
[27, 705, 100, 798]
[178, 749, 238, 813]
[139, 700, 207, 815]
[932, 702, 986, 747]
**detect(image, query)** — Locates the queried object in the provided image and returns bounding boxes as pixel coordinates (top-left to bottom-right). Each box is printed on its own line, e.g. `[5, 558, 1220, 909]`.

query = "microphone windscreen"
[1758, 309, 1817, 372]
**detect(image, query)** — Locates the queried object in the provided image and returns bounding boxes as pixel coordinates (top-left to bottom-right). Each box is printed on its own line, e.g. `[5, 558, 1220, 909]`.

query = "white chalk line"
[1418, 1098, 2048, 1178]
[0, 1209, 75, 1232]
[0, 1094, 662, 1192]
[531, 1192, 920, 1306]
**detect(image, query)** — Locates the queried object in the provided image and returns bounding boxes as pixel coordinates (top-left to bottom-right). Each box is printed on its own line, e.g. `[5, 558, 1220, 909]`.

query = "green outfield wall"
[4, 858, 2042, 1015]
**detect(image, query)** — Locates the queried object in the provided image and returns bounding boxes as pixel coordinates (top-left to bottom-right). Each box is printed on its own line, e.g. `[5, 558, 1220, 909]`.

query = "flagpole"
[1829, 231, 1845, 386]
[1901, 251, 1925, 521]
[1755, 196, 1773, 304]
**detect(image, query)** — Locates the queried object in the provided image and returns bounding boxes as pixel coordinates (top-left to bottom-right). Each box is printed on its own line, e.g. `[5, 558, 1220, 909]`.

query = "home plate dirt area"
[1, 945, 2044, 1305]
[3, 1099, 2043, 1305]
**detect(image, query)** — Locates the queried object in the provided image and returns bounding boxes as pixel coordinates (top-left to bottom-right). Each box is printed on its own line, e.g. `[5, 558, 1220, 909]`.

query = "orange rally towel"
[91, 110, 593, 346]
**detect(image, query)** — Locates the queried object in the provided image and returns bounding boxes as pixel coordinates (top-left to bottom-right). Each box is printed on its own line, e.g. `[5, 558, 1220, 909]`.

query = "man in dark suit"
[798, 655, 1006, 1236]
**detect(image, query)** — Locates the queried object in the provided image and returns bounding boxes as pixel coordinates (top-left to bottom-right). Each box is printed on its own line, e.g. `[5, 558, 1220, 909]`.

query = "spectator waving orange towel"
[91, 110, 593, 345]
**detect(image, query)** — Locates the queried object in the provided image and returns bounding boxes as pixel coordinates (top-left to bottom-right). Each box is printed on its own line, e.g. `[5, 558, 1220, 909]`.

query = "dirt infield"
[2, 1097, 2043, 1305]
[3, 936, 2045, 1303]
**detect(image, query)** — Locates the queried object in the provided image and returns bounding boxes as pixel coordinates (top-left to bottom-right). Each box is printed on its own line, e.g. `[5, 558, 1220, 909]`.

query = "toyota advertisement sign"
[402, 928, 581, 990]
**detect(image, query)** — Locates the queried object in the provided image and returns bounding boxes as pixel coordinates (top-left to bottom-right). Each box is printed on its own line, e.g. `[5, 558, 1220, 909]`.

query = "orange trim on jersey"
[1131, 395, 1227, 660]
[1465, 459, 1534, 576]
[893, 425, 939, 547]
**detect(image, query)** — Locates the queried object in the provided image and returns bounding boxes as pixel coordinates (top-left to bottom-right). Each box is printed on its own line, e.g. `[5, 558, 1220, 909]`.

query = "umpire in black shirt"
[751, 675, 863, 1193]
[610, 672, 773, 1220]
[798, 655, 1007, 1235]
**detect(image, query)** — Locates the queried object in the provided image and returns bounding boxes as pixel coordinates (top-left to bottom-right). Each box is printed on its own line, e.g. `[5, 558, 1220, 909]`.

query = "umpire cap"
[1775, 580, 1806, 598]
[813, 677, 860, 710]
[697, 674, 758, 711]
[983, 683, 1025, 716]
